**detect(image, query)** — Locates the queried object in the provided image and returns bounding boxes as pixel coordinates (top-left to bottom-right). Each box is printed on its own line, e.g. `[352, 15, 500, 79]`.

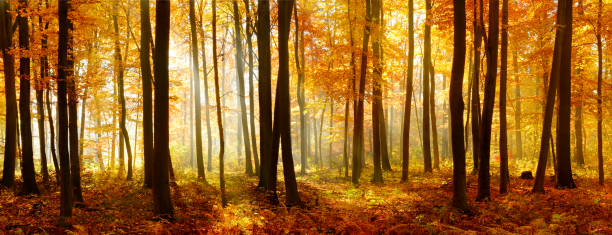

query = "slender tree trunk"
[37, 72, 49, 185]
[232, 0, 254, 176]
[328, 101, 334, 169]
[17, 0, 40, 194]
[476, 0, 499, 201]
[256, 0, 273, 190]
[0, 0, 17, 189]
[371, 0, 383, 183]
[513, 50, 522, 160]
[211, 0, 227, 207]
[352, 0, 371, 184]
[471, 0, 483, 175]
[79, 88, 88, 157]
[140, 0, 154, 188]
[152, 0, 174, 217]
[422, 0, 433, 173]
[244, 0, 259, 174]
[58, 0, 73, 218]
[430, 63, 440, 169]
[533, 0, 571, 193]
[46, 89, 60, 182]
[318, 104, 325, 168]
[401, 0, 414, 183]
[499, 0, 510, 194]
[450, 0, 467, 210]
[596, 0, 603, 185]
[189, 0, 206, 180]
[96, 118, 105, 171]
[294, 5, 308, 174]
[68, 80, 83, 202]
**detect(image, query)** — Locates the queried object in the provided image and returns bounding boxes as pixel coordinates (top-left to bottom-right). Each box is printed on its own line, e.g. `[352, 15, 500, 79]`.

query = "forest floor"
[1, 163, 612, 234]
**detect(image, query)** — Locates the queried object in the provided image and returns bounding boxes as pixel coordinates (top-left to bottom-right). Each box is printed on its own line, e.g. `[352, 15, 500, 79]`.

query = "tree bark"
[470, 0, 483, 175]
[294, 4, 308, 174]
[270, 0, 300, 206]
[152, 0, 174, 217]
[555, 0, 575, 189]
[58, 0, 73, 218]
[596, 0, 603, 185]
[256, 0, 273, 190]
[422, 0, 433, 173]
[352, 0, 371, 185]
[499, 0, 510, 194]
[189, 0, 206, 180]
[0, 0, 17, 189]
[401, 0, 414, 183]
[244, 0, 259, 174]
[430, 62, 440, 169]
[211, 0, 227, 207]
[232, 0, 254, 176]
[476, 0, 499, 202]
[450, 0, 467, 210]
[140, 0, 154, 188]
[532, 0, 571, 193]
[18, 0, 40, 194]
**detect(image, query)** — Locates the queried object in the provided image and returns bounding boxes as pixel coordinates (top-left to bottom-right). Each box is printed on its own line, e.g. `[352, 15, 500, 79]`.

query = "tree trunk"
[46, 89, 60, 183]
[401, 0, 414, 183]
[294, 4, 308, 175]
[79, 88, 87, 158]
[328, 101, 334, 169]
[371, 0, 384, 183]
[211, 0, 227, 207]
[532, 0, 571, 193]
[152, 0, 174, 217]
[140, 0, 154, 188]
[470, 0, 483, 175]
[430, 62, 440, 169]
[596, 0, 603, 185]
[450, 0, 467, 210]
[244, 0, 259, 174]
[422, 0, 433, 173]
[188, 0, 206, 181]
[270, 0, 300, 206]
[58, 0, 73, 218]
[68, 82, 83, 202]
[17, 0, 40, 194]
[256, 0, 273, 190]
[352, 0, 371, 185]
[476, 0, 499, 202]
[555, 0, 575, 189]
[37, 72, 49, 185]
[499, 0, 510, 194]
[513, 50, 522, 161]
[0, 0, 17, 189]
[318, 104, 325, 168]
[232, 1, 254, 176]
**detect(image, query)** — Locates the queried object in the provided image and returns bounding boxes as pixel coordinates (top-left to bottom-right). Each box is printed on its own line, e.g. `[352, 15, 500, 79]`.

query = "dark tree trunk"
[596, 0, 603, 185]
[344, 0, 357, 179]
[476, 0, 499, 202]
[450, 0, 467, 210]
[244, 0, 259, 174]
[352, 0, 371, 185]
[270, 0, 300, 206]
[555, 0, 575, 189]
[152, 0, 174, 217]
[68, 83, 83, 202]
[58, 0, 73, 218]
[46, 89, 60, 183]
[36, 72, 49, 185]
[0, 0, 17, 189]
[18, 0, 40, 194]
[401, 0, 414, 183]
[430, 62, 440, 170]
[533, 0, 572, 193]
[470, 0, 483, 175]
[189, 0, 206, 180]
[140, 0, 154, 188]
[79, 88, 87, 158]
[371, 0, 383, 183]
[232, 0, 254, 176]
[256, 0, 273, 190]
[212, 0, 227, 207]
[499, 0, 510, 194]
[422, 0, 433, 173]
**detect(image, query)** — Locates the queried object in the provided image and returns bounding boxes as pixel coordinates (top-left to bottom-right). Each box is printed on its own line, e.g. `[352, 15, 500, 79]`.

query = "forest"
[0, 0, 611, 233]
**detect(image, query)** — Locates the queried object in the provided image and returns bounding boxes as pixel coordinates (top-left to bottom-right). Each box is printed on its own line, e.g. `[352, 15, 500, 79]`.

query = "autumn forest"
[0, 0, 611, 233]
